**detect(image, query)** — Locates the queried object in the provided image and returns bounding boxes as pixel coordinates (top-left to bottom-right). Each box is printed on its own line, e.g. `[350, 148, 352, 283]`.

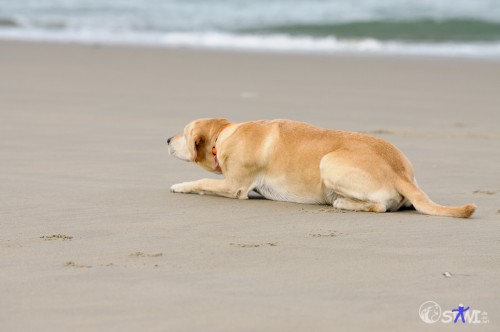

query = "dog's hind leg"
[331, 196, 387, 213]
[320, 151, 404, 213]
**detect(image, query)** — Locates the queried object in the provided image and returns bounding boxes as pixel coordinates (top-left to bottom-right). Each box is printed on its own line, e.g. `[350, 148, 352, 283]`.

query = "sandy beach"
[1, 41, 499, 331]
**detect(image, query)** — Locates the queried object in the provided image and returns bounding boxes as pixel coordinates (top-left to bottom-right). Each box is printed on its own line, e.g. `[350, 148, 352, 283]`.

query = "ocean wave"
[245, 19, 500, 42]
[1, 0, 500, 58]
[1, 28, 499, 58]
[0, 17, 18, 27]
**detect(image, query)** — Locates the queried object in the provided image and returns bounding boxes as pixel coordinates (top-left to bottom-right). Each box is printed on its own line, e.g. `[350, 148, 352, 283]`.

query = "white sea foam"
[1, 28, 500, 59]
[160, 32, 500, 58]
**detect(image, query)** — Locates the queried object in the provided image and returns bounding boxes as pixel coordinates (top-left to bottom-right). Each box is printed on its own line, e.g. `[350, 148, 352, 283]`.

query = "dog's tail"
[396, 177, 476, 218]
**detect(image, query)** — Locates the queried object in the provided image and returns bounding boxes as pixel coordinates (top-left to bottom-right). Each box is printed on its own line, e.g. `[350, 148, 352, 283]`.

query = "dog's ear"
[186, 118, 230, 166]
[188, 133, 205, 162]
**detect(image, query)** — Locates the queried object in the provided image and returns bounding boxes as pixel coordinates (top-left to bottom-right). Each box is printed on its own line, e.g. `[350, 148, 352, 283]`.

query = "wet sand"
[1, 41, 499, 331]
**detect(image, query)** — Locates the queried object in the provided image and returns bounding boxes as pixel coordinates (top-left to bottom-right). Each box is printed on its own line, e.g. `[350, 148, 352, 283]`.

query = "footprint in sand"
[310, 231, 341, 238]
[40, 234, 73, 241]
[473, 189, 499, 195]
[361, 129, 396, 135]
[229, 242, 278, 248]
[128, 252, 163, 268]
[129, 252, 163, 257]
[63, 261, 92, 268]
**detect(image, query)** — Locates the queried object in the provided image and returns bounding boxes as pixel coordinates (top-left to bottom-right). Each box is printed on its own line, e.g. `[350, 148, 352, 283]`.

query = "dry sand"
[0, 41, 499, 331]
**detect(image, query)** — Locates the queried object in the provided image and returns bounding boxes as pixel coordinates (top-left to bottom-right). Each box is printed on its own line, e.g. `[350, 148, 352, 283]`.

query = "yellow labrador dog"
[168, 118, 475, 218]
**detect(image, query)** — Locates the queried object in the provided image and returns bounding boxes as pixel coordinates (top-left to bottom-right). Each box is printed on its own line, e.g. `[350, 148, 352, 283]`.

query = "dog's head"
[168, 118, 230, 172]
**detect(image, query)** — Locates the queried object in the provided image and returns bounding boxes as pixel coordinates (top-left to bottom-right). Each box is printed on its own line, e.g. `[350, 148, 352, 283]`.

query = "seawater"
[1, 0, 500, 58]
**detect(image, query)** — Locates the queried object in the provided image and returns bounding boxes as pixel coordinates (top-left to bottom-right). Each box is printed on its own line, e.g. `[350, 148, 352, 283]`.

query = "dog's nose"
[167, 137, 172, 145]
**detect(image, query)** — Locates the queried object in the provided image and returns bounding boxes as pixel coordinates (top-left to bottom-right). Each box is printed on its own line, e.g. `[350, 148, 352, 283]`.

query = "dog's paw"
[170, 182, 190, 193]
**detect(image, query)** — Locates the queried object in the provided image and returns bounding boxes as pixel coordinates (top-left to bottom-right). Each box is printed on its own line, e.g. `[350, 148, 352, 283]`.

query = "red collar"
[212, 124, 233, 173]
[212, 146, 221, 172]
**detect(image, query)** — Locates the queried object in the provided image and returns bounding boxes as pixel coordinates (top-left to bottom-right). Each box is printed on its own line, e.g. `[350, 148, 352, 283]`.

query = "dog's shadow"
[249, 191, 417, 212]
[248, 191, 267, 200]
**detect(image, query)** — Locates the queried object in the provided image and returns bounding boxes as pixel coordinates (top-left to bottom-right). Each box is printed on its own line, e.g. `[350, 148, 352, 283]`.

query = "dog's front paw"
[170, 182, 191, 194]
